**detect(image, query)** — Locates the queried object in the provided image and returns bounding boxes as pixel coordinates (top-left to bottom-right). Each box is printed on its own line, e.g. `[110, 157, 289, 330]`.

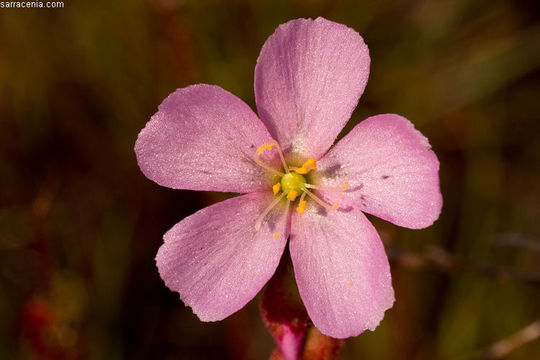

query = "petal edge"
[255, 17, 370, 160]
[156, 192, 289, 321]
[135, 84, 274, 193]
[290, 206, 394, 338]
[317, 114, 442, 229]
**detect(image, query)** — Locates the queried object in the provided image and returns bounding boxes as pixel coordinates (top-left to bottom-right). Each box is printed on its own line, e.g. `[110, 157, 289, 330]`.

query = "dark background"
[1, 0, 540, 359]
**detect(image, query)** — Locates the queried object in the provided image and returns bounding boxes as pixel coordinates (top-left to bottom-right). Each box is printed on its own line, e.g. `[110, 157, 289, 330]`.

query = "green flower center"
[280, 172, 307, 195]
[253, 140, 347, 233]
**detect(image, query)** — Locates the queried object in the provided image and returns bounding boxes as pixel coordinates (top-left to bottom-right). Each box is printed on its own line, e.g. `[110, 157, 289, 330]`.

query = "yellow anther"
[303, 158, 316, 170]
[287, 190, 298, 200]
[348, 282, 352, 286]
[332, 203, 340, 210]
[296, 200, 306, 214]
[342, 181, 349, 190]
[257, 143, 274, 155]
[295, 158, 316, 175]
[272, 183, 281, 195]
[274, 233, 280, 239]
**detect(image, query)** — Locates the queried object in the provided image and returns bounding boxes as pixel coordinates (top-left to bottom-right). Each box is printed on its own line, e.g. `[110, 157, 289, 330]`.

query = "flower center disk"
[280, 172, 306, 195]
[253, 140, 347, 231]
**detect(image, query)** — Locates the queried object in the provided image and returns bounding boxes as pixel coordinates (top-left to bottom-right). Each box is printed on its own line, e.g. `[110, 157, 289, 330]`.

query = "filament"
[255, 192, 287, 231]
[253, 140, 289, 175]
[253, 153, 284, 176]
[304, 181, 349, 192]
[296, 191, 307, 214]
[273, 199, 291, 239]
[302, 188, 339, 212]
[267, 140, 289, 173]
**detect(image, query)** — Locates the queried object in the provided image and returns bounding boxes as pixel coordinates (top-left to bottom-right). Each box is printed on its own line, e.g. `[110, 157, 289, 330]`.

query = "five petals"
[137, 17, 442, 339]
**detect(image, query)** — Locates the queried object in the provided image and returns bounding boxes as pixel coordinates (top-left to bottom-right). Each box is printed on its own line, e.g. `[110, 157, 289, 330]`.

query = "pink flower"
[135, 17, 442, 339]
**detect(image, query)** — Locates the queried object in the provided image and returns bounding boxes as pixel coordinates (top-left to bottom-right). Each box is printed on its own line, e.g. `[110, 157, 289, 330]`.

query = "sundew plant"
[135, 17, 441, 359]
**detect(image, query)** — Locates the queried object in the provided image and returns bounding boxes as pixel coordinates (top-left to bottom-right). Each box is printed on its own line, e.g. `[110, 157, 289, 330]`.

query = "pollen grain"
[287, 190, 298, 200]
[296, 200, 306, 214]
[295, 158, 316, 175]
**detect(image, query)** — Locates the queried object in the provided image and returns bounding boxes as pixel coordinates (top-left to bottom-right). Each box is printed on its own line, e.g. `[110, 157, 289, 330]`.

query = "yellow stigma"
[272, 183, 281, 195]
[296, 200, 306, 214]
[295, 158, 316, 174]
[287, 190, 298, 200]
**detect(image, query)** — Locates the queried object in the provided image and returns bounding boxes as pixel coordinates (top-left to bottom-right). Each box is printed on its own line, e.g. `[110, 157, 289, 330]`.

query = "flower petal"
[156, 192, 289, 321]
[289, 206, 394, 338]
[254, 17, 370, 160]
[135, 84, 275, 193]
[317, 114, 442, 229]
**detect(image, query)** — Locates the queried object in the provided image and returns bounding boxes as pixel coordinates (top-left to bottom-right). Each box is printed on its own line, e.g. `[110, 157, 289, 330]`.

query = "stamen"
[272, 183, 281, 195]
[253, 140, 288, 175]
[286, 189, 298, 200]
[256, 143, 274, 154]
[303, 158, 316, 171]
[304, 181, 349, 192]
[272, 198, 292, 240]
[255, 192, 287, 231]
[302, 188, 339, 212]
[270, 140, 290, 173]
[296, 191, 307, 214]
[296, 201, 306, 214]
[295, 158, 316, 174]
[253, 153, 284, 176]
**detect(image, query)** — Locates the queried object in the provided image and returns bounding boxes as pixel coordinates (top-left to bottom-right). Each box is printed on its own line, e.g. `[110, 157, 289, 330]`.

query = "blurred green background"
[1, 0, 539, 359]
